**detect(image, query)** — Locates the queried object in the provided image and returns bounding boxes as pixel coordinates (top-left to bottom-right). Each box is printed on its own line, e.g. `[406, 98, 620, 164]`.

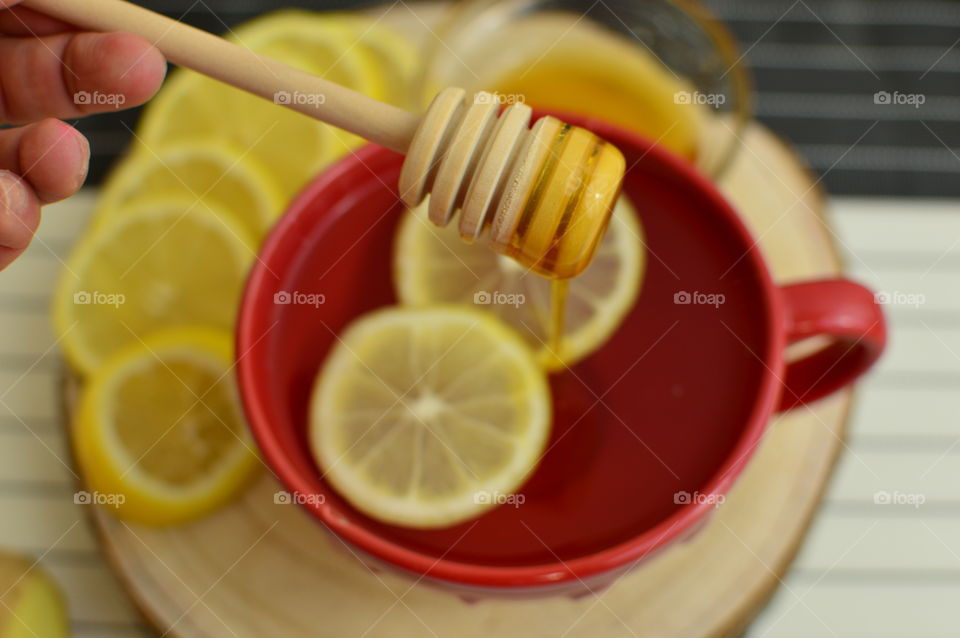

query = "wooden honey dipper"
[25, 0, 626, 278]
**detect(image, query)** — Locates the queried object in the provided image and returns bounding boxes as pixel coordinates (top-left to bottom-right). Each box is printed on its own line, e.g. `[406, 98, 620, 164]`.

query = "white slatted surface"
[0, 191, 149, 638]
[0, 192, 956, 637]
[748, 197, 960, 638]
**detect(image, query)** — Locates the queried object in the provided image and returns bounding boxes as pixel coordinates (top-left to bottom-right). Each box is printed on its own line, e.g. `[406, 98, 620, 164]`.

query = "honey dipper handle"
[23, 0, 421, 153]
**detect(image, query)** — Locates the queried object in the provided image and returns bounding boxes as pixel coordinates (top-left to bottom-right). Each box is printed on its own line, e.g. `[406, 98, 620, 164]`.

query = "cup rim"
[237, 118, 785, 590]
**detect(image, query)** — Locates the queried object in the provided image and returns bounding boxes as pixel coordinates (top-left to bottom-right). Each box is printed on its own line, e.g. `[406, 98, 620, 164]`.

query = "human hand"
[0, 0, 166, 269]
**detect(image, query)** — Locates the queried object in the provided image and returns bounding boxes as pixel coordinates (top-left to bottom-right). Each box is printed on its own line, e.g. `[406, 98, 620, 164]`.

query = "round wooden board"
[61, 120, 853, 638]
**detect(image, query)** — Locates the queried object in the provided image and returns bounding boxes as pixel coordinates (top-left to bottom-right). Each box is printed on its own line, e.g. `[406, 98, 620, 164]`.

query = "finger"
[0, 5, 74, 36]
[0, 119, 89, 203]
[0, 31, 166, 123]
[0, 169, 41, 270]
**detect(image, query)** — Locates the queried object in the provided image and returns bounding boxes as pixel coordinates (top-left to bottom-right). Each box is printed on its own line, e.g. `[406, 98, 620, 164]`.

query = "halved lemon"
[394, 196, 645, 370]
[310, 306, 551, 528]
[74, 329, 260, 526]
[93, 140, 284, 239]
[54, 199, 255, 375]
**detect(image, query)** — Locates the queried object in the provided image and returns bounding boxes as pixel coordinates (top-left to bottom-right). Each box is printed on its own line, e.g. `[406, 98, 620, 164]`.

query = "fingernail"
[73, 132, 91, 190]
[0, 171, 28, 217]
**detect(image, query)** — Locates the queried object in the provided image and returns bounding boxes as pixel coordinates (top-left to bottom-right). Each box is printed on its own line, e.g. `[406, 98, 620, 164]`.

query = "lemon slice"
[138, 67, 337, 201]
[226, 10, 419, 106]
[93, 140, 284, 239]
[227, 10, 389, 154]
[310, 306, 551, 529]
[0, 551, 67, 638]
[74, 329, 260, 526]
[138, 10, 394, 199]
[318, 13, 421, 108]
[394, 197, 645, 371]
[227, 10, 388, 100]
[54, 199, 255, 375]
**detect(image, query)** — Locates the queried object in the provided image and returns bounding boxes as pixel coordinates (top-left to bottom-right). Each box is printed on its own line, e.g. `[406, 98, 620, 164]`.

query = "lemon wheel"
[54, 199, 255, 374]
[93, 140, 284, 239]
[310, 306, 551, 529]
[74, 329, 260, 526]
[394, 196, 645, 370]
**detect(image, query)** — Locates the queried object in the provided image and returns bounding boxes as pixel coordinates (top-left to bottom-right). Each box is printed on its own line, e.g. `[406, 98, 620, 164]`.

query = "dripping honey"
[546, 278, 569, 368]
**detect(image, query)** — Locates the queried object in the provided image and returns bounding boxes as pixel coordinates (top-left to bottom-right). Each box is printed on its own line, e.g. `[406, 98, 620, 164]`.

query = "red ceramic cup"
[237, 115, 886, 597]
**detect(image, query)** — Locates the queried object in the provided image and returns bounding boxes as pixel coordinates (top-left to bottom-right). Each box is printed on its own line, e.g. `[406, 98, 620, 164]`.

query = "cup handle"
[777, 279, 887, 411]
